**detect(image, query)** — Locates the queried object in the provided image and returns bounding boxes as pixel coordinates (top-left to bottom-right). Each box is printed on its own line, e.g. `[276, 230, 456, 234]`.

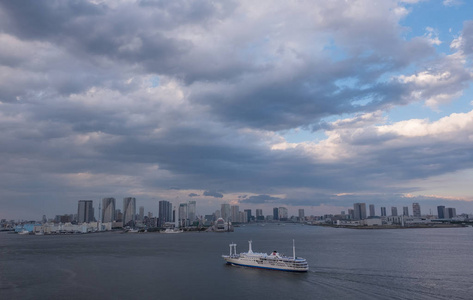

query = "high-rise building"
[412, 203, 421, 217]
[278, 207, 288, 220]
[445, 207, 457, 219]
[123, 197, 136, 227]
[77, 200, 94, 224]
[179, 203, 188, 227]
[348, 209, 355, 220]
[298, 209, 305, 220]
[437, 205, 446, 219]
[369, 204, 375, 217]
[403, 206, 409, 216]
[102, 198, 116, 223]
[139, 206, 144, 221]
[380, 207, 386, 217]
[353, 203, 367, 220]
[221, 204, 230, 221]
[256, 209, 264, 221]
[188, 201, 196, 223]
[158, 200, 172, 227]
[244, 209, 252, 223]
[239, 211, 247, 223]
[231, 205, 240, 223]
[273, 207, 279, 220]
[391, 207, 398, 216]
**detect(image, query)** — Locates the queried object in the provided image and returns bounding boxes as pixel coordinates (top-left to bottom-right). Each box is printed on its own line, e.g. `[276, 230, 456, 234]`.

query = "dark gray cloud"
[188, 193, 199, 197]
[241, 195, 282, 204]
[203, 190, 224, 198]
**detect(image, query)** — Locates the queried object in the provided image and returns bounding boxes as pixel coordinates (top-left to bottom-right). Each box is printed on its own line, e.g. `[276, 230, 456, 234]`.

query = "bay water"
[1, 224, 472, 299]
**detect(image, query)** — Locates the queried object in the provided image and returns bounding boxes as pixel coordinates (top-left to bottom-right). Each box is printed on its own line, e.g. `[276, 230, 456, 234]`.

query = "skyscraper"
[278, 207, 288, 220]
[391, 207, 398, 216]
[445, 207, 456, 219]
[123, 197, 136, 227]
[221, 203, 230, 221]
[139, 206, 144, 221]
[158, 200, 172, 227]
[369, 204, 375, 217]
[353, 203, 367, 220]
[256, 209, 264, 221]
[244, 209, 252, 223]
[77, 200, 94, 224]
[179, 203, 188, 226]
[298, 209, 305, 220]
[188, 201, 196, 223]
[412, 203, 421, 217]
[380, 207, 386, 217]
[101, 198, 116, 223]
[231, 205, 240, 223]
[437, 205, 446, 219]
[403, 206, 409, 216]
[273, 207, 279, 220]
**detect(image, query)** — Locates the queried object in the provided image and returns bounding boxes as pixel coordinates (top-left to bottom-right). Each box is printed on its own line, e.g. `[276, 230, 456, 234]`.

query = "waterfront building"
[380, 207, 386, 217]
[298, 209, 305, 221]
[412, 203, 421, 218]
[101, 198, 116, 223]
[273, 207, 279, 220]
[221, 204, 231, 222]
[391, 207, 398, 216]
[231, 205, 240, 223]
[369, 204, 375, 217]
[244, 209, 251, 223]
[353, 203, 367, 220]
[179, 203, 188, 227]
[348, 209, 355, 220]
[256, 209, 264, 221]
[445, 207, 457, 219]
[77, 200, 94, 224]
[188, 201, 196, 224]
[122, 197, 136, 227]
[158, 200, 172, 227]
[437, 206, 446, 219]
[239, 211, 247, 223]
[279, 207, 288, 221]
[403, 206, 409, 216]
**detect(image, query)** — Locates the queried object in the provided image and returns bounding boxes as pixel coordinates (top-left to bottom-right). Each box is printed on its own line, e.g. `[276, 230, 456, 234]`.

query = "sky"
[1, 0, 473, 220]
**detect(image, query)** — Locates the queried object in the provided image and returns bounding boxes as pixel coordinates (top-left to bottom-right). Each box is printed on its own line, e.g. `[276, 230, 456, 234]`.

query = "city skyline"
[1, 1, 473, 220]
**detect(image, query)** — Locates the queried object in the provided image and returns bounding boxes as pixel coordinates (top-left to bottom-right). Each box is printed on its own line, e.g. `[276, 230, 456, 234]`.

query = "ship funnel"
[248, 240, 253, 253]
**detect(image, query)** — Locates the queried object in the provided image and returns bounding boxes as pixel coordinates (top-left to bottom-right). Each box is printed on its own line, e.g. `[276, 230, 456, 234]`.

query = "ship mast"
[293, 239, 296, 259]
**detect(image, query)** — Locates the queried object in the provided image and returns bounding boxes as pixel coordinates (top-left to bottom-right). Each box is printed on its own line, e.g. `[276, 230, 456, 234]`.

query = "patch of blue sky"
[400, 0, 473, 53]
[385, 86, 473, 124]
[323, 38, 348, 62]
[334, 77, 358, 90]
[150, 75, 160, 87]
[351, 94, 376, 107]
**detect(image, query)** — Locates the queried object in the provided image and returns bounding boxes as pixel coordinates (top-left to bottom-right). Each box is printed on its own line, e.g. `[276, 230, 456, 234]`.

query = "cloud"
[188, 193, 199, 197]
[203, 190, 224, 198]
[1, 1, 473, 219]
[241, 195, 282, 204]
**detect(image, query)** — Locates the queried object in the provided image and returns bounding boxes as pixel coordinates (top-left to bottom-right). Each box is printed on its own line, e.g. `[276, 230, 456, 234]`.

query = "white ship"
[222, 240, 308, 272]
